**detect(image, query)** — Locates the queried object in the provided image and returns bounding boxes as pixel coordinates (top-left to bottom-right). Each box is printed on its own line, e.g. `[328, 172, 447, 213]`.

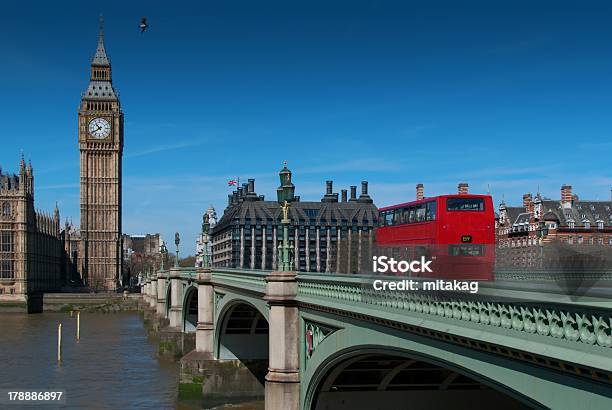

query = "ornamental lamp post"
[279, 201, 294, 271]
[160, 241, 167, 271]
[202, 213, 210, 269]
[276, 161, 295, 271]
[174, 232, 180, 268]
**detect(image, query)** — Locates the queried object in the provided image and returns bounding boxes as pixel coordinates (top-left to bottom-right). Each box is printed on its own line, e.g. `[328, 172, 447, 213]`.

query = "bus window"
[392, 210, 401, 225]
[408, 207, 416, 223]
[402, 208, 409, 224]
[385, 211, 394, 226]
[416, 205, 426, 222]
[447, 198, 485, 211]
[426, 201, 437, 220]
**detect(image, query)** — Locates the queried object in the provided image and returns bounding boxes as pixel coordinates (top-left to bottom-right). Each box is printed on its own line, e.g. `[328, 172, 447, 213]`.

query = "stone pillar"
[142, 282, 148, 303]
[240, 226, 245, 268]
[262, 226, 267, 270]
[146, 281, 152, 303]
[169, 268, 183, 329]
[357, 228, 362, 274]
[305, 228, 310, 272]
[251, 226, 256, 269]
[368, 229, 373, 265]
[294, 228, 299, 271]
[156, 274, 167, 317]
[264, 271, 300, 410]
[272, 226, 277, 269]
[326, 228, 331, 273]
[195, 268, 214, 355]
[347, 229, 352, 273]
[316, 228, 321, 272]
[150, 278, 158, 309]
[336, 229, 342, 273]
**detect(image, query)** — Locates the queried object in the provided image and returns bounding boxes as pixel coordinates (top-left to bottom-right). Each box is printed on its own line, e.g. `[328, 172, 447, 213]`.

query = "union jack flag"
[228, 179, 238, 186]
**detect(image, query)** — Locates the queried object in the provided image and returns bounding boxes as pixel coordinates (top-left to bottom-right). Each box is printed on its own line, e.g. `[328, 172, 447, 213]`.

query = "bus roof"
[378, 194, 492, 212]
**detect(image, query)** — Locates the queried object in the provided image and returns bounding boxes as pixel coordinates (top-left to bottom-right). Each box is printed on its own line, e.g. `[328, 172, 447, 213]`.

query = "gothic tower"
[78, 21, 123, 291]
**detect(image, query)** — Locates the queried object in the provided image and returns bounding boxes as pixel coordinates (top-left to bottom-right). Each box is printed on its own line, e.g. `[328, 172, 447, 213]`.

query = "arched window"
[1, 202, 11, 218]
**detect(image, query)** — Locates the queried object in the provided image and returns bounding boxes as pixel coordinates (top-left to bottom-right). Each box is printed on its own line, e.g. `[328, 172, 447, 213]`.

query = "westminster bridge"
[141, 268, 612, 410]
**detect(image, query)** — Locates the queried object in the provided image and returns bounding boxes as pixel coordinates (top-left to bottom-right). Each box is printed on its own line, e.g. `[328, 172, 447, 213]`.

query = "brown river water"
[0, 312, 262, 409]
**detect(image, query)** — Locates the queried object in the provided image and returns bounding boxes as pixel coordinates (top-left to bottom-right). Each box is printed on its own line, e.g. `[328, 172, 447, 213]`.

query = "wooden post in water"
[76, 311, 81, 342]
[57, 323, 62, 363]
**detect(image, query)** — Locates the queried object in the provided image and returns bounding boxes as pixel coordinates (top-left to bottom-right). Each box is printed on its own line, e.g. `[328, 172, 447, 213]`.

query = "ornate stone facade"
[210, 164, 378, 273]
[496, 185, 612, 269]
[0, 159, 63, 301]
[122, 233, 163, 285]
[77, 26, 123, 290]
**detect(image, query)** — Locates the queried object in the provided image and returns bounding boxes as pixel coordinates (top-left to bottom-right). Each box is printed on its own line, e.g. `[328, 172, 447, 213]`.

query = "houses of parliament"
[0, 25, 123, 303]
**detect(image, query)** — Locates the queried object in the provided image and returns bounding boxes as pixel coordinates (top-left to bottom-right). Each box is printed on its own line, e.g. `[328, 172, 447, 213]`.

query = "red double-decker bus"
[376, 194, 495, 280]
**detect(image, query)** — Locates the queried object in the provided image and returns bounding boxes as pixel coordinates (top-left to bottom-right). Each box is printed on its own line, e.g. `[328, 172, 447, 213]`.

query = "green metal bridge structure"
[141, 266, 612, 410]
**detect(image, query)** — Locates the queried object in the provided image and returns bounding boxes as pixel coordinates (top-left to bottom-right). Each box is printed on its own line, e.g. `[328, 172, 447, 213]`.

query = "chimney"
[228, 194, 233, 207]
[341, 189, 347, 202]
[322, 180, 338, 202]
[247, 178, 255, 194]
[458, 182, 469, 195]
[416, 183, 424, 200]
[245, 178, 259, 200]
[358, 181, 373, 203]
[561, 185, 573, 207]
[349, 186, 357, 201]
[523, 193, 533, 213]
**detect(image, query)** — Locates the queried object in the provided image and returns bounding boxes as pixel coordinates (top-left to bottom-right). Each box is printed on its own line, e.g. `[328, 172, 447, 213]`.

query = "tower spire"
[92, 14, 110, 66]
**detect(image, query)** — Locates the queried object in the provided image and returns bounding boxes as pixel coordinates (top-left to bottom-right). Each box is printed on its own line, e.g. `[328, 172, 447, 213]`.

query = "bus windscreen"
[447, 198, 484, 211]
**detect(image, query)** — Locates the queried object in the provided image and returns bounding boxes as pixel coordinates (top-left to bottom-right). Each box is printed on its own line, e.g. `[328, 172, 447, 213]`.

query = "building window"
[0, 231, 14, 252]
[568, 236, 573, 244]
[597, 221, 604, 230]
[1, 203, 10, 218]
[577, 236, 583, 244]
[0, 260, 14, 279]
[568, 221, 575, 229]
[584, 221, 590, 229]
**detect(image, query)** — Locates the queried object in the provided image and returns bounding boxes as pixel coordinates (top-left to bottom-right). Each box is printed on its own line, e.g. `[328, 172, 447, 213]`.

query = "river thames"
[0, 313, 192, 409]
[0, 312, 180, 409]
[0, 312, 265, 409]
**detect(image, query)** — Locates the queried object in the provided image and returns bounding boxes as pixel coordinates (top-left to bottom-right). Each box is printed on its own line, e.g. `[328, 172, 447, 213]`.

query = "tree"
[179, 255, 196, 267]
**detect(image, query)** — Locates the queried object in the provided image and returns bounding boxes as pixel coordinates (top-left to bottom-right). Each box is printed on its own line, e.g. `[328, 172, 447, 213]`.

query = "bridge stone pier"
[140, 268, 612, 410]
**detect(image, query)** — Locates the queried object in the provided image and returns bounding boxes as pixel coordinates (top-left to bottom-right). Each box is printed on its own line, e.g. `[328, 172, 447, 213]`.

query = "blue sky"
[1, 0, 612, 252]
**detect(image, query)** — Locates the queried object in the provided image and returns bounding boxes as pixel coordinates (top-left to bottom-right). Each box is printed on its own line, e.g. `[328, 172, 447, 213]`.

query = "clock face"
[88, 117, 111, 139]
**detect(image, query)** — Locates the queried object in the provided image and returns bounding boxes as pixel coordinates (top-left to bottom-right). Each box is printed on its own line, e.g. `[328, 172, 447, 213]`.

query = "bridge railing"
[295, 272, 612, 350]
[211, 268, 270, 295]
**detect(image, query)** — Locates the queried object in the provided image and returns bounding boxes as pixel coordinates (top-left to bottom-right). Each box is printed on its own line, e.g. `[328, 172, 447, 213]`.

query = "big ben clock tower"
[78, 22, 123, 291]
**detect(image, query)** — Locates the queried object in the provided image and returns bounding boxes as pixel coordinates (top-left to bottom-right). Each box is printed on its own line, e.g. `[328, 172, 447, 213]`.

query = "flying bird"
[139, 17, 149, 33]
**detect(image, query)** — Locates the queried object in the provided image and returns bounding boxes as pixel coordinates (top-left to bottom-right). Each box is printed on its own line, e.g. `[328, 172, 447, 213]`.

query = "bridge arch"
[305, 345, 540, 410]
[210, 298, 270, 403]
[214, 299, 269, 361]
[182, 284, 198, 332]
